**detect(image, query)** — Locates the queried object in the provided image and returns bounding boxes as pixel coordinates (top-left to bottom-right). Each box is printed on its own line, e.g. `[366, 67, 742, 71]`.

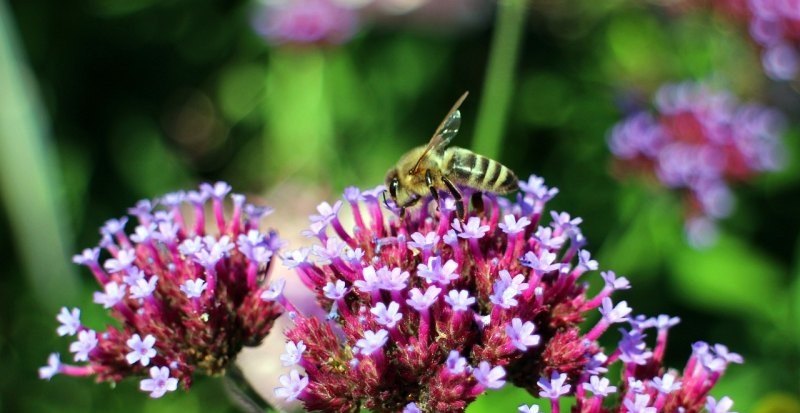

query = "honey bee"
[385, 92, 518, 219]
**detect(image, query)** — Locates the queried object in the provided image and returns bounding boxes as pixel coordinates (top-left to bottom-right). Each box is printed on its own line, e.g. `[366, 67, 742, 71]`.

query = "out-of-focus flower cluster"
[251, 0, 492, 46]
[272, 175, 742, 412]
[609, 81, 785, 246]
[39, 183, 285, 398]
[683, 0, 800, 80]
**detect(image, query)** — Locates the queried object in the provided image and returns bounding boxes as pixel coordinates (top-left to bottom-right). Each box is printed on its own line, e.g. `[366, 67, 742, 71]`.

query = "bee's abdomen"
[445, 148, 518, 194]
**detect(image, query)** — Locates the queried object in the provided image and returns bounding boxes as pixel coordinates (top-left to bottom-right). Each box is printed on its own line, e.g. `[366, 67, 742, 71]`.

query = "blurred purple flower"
[253, 0, 359, 46]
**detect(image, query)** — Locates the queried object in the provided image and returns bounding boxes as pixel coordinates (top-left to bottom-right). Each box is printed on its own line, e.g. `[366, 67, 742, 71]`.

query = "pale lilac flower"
[200, 181, 231, 199]
[93, 282, 127, 309]
[56, 307, 81, 337]
[130, 276, 158, 300]
[178, 236, 204, 256]
[623, 394, 656, 413]
[180, 279, 207, 299]
[310, 201, 343, 224]
[126, 334, 157, 366]
[538, 371, 570, 399]
[518, 405, 539, 413]
[282, 248, 313, 269]
[407, 231, 440, 251]
[444, 290, 475, 311]
[355, 329, 389, 355]
[103, 249, 136, 273]
[417, 256, 459, 285]
[102, 217, 128, 235]
[601, 271, 630, 290]
[520, 250, 561, 273]
[582, 375, 617, 397]
[70, 330, 98, 362]
[445, 350, 467, 374]
[72, 248, 100, 265]
[123, 267, 146, 286]
[651, 372, 681, 394]
[472, 361, 506, 389]
[140, 366, 178, 398]
[498, 214, 531, 234]
[260, 279, 286, 301]
[403, 402, 422, 413]
[406, 286, 441, 311]
[371, 302, 403, 328]
[323, 280, 348, 300]
[505, 318, 540, 351]
[706, 396, 737, 413]
[599, 297, 632, 324]
[452, 217, 491, 239]
[355, 266, 382, 292]
[39, 353, 62, 380]
[280, 341, 306, 367]
[577, 250, 598, 271]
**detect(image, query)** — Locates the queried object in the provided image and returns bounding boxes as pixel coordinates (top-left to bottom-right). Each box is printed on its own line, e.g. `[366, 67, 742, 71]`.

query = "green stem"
[471, 0, 528, 159]
[0, 1, 78, 310]
[223, 364, 276, 413]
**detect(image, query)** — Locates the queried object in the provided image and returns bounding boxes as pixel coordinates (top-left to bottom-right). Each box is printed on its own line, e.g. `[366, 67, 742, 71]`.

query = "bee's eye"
[390, 177, 399, 199]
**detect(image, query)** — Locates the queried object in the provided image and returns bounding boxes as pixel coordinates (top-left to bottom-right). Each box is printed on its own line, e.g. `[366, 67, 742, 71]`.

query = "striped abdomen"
[443, 147, 518, 194]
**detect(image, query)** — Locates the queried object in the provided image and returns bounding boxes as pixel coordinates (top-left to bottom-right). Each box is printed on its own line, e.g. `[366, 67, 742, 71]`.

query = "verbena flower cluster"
[39, 183, 284, 398]
[609, 81, 785, 246]
[273, 175, 742, 412]
[700, 0, 800, 80]
[252, 0, 360, 46]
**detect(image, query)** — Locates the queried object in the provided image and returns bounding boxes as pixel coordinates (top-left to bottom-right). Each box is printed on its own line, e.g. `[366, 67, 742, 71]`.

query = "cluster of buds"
[609, 81, 785, 246]
[39, 183, 285, 397]
[694, 0, 800, 80]
[273, 175, 741, 412]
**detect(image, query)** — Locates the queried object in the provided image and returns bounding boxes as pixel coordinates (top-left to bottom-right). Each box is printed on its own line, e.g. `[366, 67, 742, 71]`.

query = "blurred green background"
[1, 0, 798, 412]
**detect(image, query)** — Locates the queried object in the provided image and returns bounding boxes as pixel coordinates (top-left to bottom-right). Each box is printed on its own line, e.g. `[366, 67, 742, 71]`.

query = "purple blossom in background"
[252, 0, 359, 46]
[39, 183, 283, 397]
[608, 81, 785, 247]
[276, 176, 741, 412]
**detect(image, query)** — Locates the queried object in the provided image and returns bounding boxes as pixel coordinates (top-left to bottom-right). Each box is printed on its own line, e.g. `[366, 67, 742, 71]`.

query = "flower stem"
[223, 363, 276, 413]
[471, 0, 528, 159]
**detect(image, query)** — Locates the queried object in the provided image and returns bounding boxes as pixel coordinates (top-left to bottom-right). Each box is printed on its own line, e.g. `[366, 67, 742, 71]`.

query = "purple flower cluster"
[273, 175, 741, 412]
[609, 82, 785, 245]
[700, 0, 800, 80]
[39, 183, 284, 397]
[252, 0, 359, 46]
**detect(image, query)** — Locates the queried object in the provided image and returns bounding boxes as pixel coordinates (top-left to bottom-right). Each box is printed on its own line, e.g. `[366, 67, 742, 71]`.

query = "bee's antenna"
[382, 190, 392, 209]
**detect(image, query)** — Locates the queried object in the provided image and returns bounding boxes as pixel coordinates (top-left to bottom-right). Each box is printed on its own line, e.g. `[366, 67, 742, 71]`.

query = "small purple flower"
[140, 366, 178, 398]
[130, 276, 158, 300]
[505, 318, 540, 351]
[619, 329, 653, 365]
[498, 214, 531, 234]
[103, 249, 136, 273]
[200, 181, 231, 199]
[253, 0, 358, 46]
[72, 248, 99, 266]
[537, 371, 570, 399]
[310, 201, 342, 225]
[651, 372, 681, 394]
[379, 266, 410, 291]
[282, 248, 313, 269]
[623, 394, 656, 413]
[102, 217, 128, 235]
[577, 250, 598, 271]
[518, 405, 540, 413]
[601, 271, 630, 290]
[706, 396, 737, 413]
[93, 282, 127, 309]
[39, 353, 62, 380]
[472, 361, 506, 389]
[712, 344, 744, 364]
[520, 250, 561, 273]
[260, 279, 286, 301]
[280, 340, 306, 367]
[56, 307, 81, 337]
[519, 175, 559, 202]
[69, 330, 98, 362]
[371, 302, 403, 328]
[582, 375, 617, 397]
[599, 297, 632, 324]
[403, 402, 422, 413]
[417, 256, 459, 285]
[355, 266, 382, 293]
[355, 329, 389, 355]
[407, 231, 440, 251]
[445, 350, 467, 374]
[180, 279, 207, 299]
[126, 334, 157, 366]
[406, 286, 441, 311]
[650, 314, 681, 330]
[444, 290, 475, 312]
[323, 280, 348, 300]
[452, 217, 491, 239]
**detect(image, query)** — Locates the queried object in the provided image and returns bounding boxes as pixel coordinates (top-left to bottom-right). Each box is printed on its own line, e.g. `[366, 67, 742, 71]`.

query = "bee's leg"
[399, 195, 421, 220]
[471, 192, 485, 216]
[425, 170, 440, 210]
[441, 176, 465, 220]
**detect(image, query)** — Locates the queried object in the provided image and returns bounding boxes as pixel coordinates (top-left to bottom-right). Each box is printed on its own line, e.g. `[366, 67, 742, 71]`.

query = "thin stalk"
[471, 0, 528, 159]
[223, 363, 276, 413]
[0, 1, 78, 309]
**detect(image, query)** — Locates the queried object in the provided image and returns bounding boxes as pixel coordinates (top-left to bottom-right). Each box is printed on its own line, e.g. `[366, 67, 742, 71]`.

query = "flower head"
[253, 0, 358, 46]
[41, 183, 283, 396]
[609, 81, 785, 247]
[279, 177, 742, 412]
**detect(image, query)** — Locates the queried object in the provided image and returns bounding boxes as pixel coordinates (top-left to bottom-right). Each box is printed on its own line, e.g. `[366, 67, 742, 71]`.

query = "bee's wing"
[410, 91, 468, 174]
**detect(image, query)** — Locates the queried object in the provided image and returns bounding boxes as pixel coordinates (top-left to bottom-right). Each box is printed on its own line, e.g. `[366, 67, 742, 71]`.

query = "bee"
[385, 92, 518, 219]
